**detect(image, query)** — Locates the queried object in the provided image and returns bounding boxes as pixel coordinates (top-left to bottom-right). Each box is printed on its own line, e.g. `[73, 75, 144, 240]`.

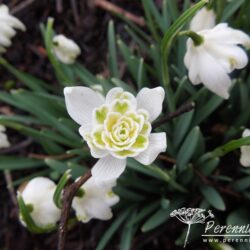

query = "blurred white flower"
[52, 34, 81, 64]
[190, 7, 216, 32]
[240, 129, 250, 167]
[19, 177, 61, 228]
[64, 86, 167, 181]
[218, 244, 235, 250]
[185, 23, 250, 99]
[72, 177, 119, 223]
[0, 125, 10, 148]
[0, 4, 26, 53]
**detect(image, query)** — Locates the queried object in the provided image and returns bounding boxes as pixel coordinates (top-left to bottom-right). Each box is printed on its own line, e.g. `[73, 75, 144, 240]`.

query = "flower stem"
[58, 170, 92, 250]
[179, 30, 204, 46]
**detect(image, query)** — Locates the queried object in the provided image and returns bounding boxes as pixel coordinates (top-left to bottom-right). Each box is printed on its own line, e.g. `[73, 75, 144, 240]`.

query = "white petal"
[240, 129, 250, 167]
[136, 87, 165, 122]
[53, 35, 81, 64]
[185, 43, 202, 85]
[64, 87, 105, 125]
[73, 195, 112, 222]
[194, 48, 232, 99]
[204, 23, 250, 48]
[91, 155, 126, 181]
[0, 5, 9, 14]
[106, 87, 123, 104]
[0, 126, 10, 149]
[0, 15, 26, 31]
[190, 7, 216, 32]
[135, 132, 167, 165]
[205, 43, 248, 72]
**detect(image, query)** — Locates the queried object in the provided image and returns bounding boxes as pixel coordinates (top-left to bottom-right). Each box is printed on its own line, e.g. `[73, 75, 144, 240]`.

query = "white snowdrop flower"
[240, 129, 250, 167]
[64, 86, 167, 181]
[72, 177, 119, 223]
[185, 23, 250, 99]
[190, 7, 216, 32]
[0, 4, 26, 53]
[52, 34, 81, 64]
[19, 177, 61, 228]
[0, 125, 10, 148]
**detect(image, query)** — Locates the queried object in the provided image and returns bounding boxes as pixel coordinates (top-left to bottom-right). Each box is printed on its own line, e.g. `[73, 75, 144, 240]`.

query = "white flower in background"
[190, 7, 216, 32]
[18, 177, 61, 228]
[218, 244, 235, 250]
[52, 34, 81, 64]
[0, 4, 26, 53]
[72, 177, 119, 223]
[185, 20, 250, 99]
[0, 125, 10, 148]
[64, 86, 167, 181]
[240, 129, 250, 167]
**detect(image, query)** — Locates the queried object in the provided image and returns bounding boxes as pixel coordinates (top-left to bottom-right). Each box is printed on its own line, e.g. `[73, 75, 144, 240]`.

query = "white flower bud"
[0, 125, 10, 148]
[72, 177, 119, 223]
[0, 4, 26, 52]
[240, 129, 250, 167]
[19, 177, 61, 228]
[190, 7, 216, 32]
[52, 34, 81, 64]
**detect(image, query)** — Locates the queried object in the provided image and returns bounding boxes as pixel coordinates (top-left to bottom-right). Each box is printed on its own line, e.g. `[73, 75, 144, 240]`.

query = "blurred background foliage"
[0, 0, 250, 249]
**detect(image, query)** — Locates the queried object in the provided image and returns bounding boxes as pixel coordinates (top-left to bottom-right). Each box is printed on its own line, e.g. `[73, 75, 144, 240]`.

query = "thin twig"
[0, 138, 33, 155]
[58, 170, 92, 250]
[4, 170, 18, 207]
[158, 154, 176, 164]
[56, 0, 63, 13]
[95, 0, 145, 27]
[29, 153, 74, 160]
[10, 0, 36, 14]
[153, 102, 195, 129]
[70, 0, 80, 26]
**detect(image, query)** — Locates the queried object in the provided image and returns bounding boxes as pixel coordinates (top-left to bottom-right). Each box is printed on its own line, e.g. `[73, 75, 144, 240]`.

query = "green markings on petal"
[111, 100, 132, 114]
[105, 113, 121, 132]
[92, 126, 106, 149]
[140, 122, 152, 136]
[94, 105, 109, 124]
[131, 135, 149, 151]
[113, 149, 137, 158]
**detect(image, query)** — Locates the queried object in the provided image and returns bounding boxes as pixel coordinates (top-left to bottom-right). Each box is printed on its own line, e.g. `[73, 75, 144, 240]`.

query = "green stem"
[179, 30, 204, 46]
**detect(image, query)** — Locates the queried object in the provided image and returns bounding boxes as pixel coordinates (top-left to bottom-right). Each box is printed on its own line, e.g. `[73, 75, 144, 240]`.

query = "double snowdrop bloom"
[52, 34, 81, 64]
[0, 4, 26, 53]
[240, 129, 250, 167]
[64, 86, 167, 180]
[184, 7, 250, 99]
[72, 177, 119, 223]
[0, 125, 10, 148]
[18, 177, 61, 228]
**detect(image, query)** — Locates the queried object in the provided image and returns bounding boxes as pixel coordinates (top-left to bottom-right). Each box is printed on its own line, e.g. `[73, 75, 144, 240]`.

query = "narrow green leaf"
[174, 110, 194, 148]
[141, 196, 185, 232]
[53, 170, 72, 208]
[96, 207, 134, 250]
[221, 0, 245, 22]
[0, 157, 44, 170]
[108, 20, 119, 78]
[176, 126, 200, 171]
[200, 185, 226, 211]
